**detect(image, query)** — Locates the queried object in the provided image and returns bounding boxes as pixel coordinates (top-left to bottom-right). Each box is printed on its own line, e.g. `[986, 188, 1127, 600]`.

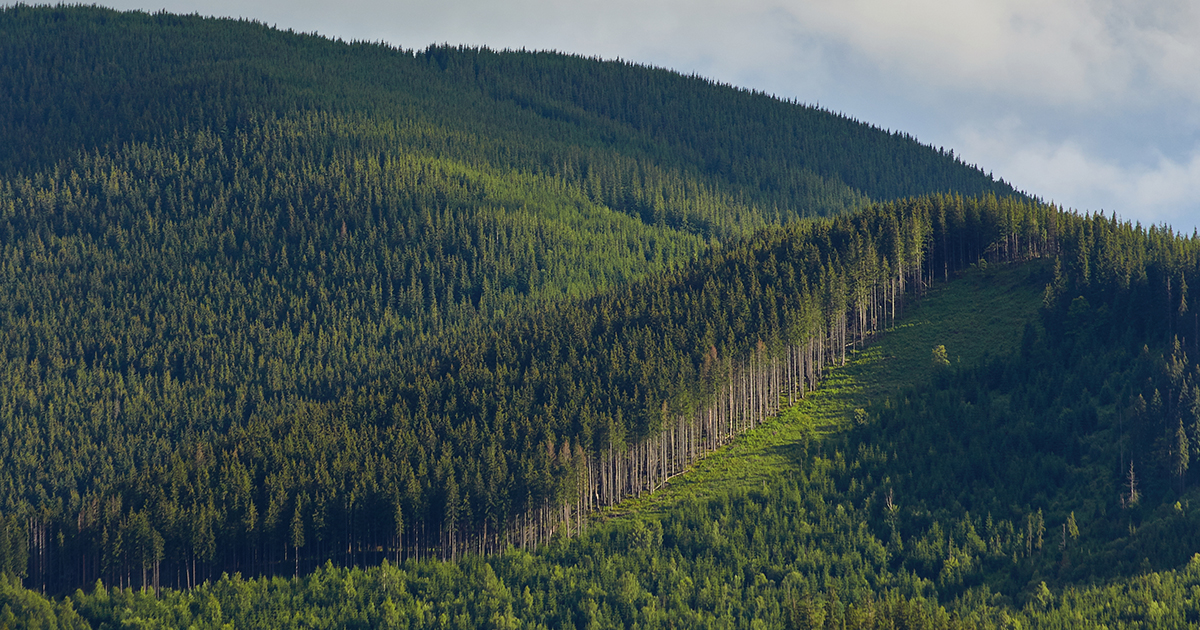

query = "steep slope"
[605, 259, 1047, 519]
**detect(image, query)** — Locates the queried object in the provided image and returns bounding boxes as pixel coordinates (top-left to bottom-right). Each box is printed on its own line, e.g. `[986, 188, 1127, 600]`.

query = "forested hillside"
[0, 4, 1030, 597]
[0, 5, 1016, 212]
[6, 5, 1199, 629]
[6, 205, 1200, 629]
[0, 174, 1044, 594]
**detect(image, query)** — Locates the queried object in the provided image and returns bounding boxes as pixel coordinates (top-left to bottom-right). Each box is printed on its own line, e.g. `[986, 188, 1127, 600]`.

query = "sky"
[99, 0, 1200, 232]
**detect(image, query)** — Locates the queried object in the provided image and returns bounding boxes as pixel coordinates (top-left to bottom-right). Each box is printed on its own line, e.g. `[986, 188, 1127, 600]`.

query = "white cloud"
[774, 0, 1200, 109]
[956, 119, 1200, 232]
[98, 1, 1200, 110]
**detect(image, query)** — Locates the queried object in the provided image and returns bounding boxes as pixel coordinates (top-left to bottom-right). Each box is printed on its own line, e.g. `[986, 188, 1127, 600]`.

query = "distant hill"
[0, 5, 1019, 214]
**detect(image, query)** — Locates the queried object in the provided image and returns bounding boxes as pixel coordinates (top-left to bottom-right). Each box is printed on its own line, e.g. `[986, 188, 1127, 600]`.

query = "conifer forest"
[2, 5, 1200, 628]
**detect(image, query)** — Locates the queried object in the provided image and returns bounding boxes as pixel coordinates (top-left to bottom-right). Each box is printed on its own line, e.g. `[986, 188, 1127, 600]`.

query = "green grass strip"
[599, 259, 1048, 522]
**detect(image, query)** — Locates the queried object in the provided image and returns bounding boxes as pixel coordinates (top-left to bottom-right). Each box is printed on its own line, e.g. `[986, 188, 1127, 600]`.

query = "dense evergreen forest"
[0, 4, 1026, 595]
[3, 4, 1200, 629]
[6, 195, 1198, 629]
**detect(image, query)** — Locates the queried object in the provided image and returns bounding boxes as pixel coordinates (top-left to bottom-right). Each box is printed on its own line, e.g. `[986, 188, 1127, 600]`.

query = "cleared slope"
[605, 259, 1048, 520]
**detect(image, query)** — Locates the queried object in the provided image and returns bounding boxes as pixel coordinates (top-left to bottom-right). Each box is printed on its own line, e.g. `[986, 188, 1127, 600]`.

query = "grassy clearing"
[598, 259, 1049, 522]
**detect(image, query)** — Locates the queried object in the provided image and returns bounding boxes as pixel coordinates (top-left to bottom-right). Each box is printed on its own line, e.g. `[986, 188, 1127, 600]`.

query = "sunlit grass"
[597, 259, 1048, 522]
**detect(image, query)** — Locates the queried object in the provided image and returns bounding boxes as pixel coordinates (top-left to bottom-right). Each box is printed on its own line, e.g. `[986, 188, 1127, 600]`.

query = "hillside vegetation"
[0, 4, 1028, 596]
[4, 5, 1200, 629]
[6, 209, 1200, 629]
[604, 258, 1048, 520]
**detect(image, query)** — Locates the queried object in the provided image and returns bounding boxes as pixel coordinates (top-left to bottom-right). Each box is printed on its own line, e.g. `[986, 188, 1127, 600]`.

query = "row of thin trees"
[261, 195, 1058, 565]
[10, 194, 1061, 590]
[429, 195, 1060, 557]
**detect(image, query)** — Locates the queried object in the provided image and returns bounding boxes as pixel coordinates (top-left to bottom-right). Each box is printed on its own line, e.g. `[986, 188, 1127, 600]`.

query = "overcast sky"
[100, 0, 1200, 232]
